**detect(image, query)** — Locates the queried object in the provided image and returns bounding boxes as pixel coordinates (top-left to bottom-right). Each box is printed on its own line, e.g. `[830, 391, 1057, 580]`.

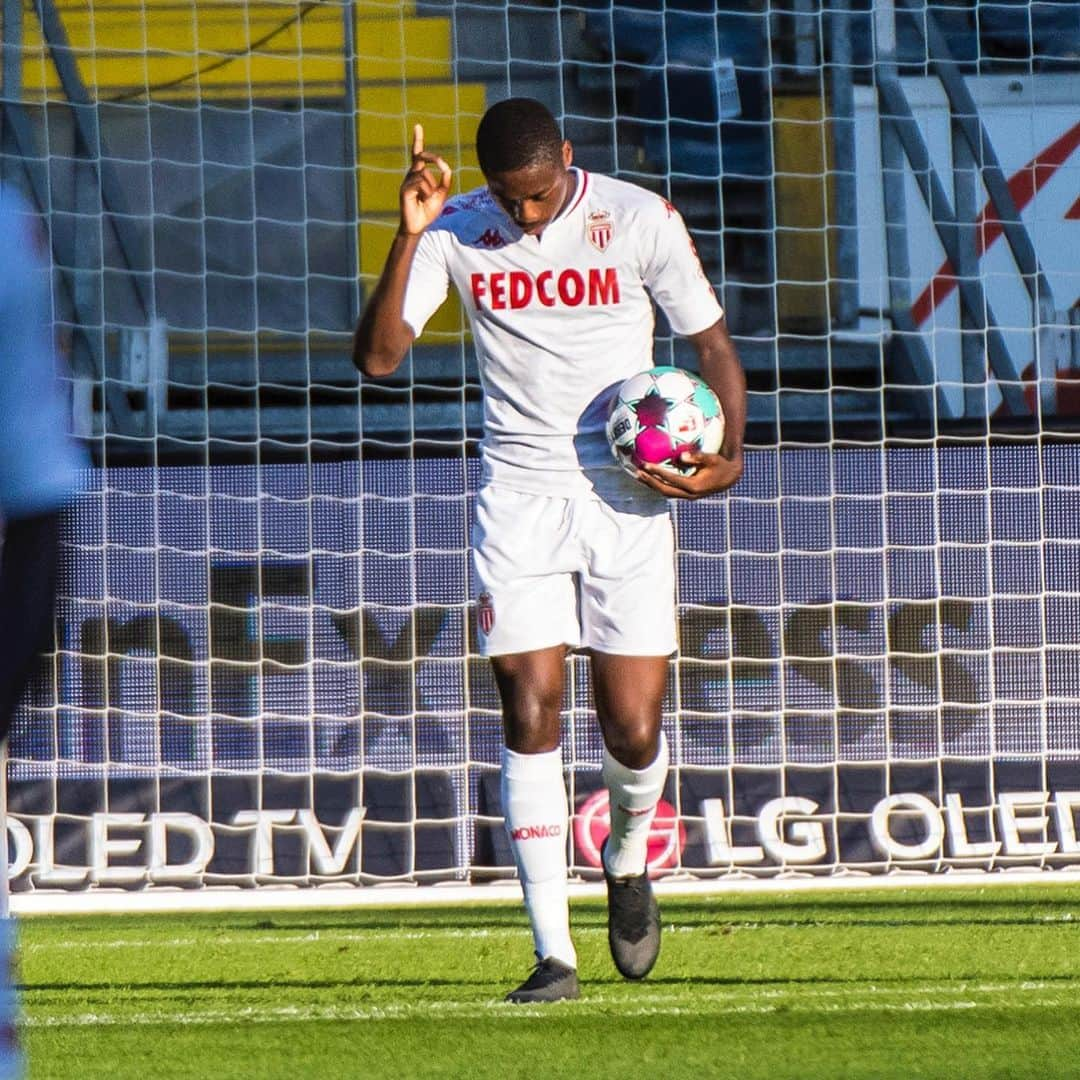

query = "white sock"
[602, 732, 670, 879]
[501, 747, 576, 969]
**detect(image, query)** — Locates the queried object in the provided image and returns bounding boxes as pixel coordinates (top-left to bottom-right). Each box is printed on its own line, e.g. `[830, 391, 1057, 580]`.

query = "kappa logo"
[475, 228, 508, 249]
[587, 209, 614, 252]
[477, 591, 495, 635]
[687, 234, 707, 280]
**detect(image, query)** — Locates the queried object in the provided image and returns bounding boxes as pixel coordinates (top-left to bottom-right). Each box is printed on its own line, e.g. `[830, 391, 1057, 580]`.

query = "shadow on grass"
[24, 975, 498, 993]
[208, 899, 1080, 936]
[50, 886, 1080, 940]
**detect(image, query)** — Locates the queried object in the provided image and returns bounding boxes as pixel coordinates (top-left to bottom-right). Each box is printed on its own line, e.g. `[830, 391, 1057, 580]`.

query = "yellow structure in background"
[12, 0, 484, 337]
[772, 93, 836, 334]
[356, 82, 485, 338]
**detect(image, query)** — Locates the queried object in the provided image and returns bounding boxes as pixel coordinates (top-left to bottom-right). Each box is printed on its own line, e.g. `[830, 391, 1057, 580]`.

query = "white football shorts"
[472, 485, 677, 657]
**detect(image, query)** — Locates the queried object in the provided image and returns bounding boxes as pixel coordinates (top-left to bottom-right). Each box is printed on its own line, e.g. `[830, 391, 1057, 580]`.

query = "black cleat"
[505, 956, 580, 1004]
[602, 840, 661, 980]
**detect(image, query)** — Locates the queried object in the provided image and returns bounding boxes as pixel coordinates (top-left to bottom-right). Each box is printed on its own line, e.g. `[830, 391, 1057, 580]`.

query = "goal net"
[2, 0, 1080, 895]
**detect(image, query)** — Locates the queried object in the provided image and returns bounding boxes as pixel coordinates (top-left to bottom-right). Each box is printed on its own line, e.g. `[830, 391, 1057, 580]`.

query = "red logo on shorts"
[477, 592, 495, 635]
[573, 789, 685, 875]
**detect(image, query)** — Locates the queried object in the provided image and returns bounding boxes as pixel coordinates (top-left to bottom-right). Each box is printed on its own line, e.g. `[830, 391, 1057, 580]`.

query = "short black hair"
[475, 98, 564, 176]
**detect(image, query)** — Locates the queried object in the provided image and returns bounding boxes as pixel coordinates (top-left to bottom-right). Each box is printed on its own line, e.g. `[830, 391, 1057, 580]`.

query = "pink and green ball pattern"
[605, 366, 725, 478]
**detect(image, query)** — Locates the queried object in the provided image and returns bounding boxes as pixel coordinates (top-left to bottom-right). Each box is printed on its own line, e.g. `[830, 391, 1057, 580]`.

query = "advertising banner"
[854, 74, 1080, 416]
[9, 445, 1080, 888]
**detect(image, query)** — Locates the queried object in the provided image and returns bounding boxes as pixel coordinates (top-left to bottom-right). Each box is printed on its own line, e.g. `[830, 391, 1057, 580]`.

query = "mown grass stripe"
[23, 912, 1080, 953]
[22, 890, 1080, 1078]
[23, 988, 1074, 1028]
[23, 924, 729, 951]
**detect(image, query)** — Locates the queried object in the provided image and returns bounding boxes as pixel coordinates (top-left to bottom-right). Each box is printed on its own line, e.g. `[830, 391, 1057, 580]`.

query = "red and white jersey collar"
[554, 168, 590, 225]
[492, 167, 590, 237]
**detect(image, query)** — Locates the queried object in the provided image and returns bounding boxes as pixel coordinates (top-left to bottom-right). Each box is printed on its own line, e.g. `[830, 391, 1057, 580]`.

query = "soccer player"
[0, 186, 85, 1073]
[353, 98, 746, 1003]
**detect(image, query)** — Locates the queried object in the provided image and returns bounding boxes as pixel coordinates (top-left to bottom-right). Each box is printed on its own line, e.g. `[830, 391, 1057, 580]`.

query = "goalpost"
[2, 0, 1080, 905]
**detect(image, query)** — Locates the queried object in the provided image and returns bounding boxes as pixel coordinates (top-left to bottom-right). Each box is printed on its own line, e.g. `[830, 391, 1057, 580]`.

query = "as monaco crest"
[587, 210, 614, 252]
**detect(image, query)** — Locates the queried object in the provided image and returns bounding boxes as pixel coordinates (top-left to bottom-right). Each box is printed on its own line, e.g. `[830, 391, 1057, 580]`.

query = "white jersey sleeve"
[638, 197, 724, 337]
[401, 228, 451, 338]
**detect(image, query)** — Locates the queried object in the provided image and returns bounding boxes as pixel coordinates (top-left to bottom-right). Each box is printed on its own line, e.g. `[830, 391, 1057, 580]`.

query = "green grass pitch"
[18, 883, 1080, 1079]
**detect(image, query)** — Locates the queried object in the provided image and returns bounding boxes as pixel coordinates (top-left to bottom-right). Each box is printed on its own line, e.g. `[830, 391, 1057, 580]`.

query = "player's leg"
[492, 647, 579, 1002]
[579, 499, 676, 981]
[0, 512, 61, 736]
[0, 741, 15, 1080]
[592, 652, 670, 865]
[0, 510, 62, 1079]
[472, 487, 581, 1003]
[591, 653, 668, 979]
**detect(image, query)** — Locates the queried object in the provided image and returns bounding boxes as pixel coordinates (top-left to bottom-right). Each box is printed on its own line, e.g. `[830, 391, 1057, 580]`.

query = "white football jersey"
[401, 168, 724, 502]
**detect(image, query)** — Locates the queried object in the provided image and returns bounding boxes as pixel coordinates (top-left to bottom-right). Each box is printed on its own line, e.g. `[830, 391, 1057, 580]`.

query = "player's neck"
[554, 168, 579, 222]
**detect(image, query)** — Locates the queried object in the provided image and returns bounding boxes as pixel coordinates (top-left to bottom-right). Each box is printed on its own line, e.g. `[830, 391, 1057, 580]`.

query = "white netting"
[2, 0, 1080, 892]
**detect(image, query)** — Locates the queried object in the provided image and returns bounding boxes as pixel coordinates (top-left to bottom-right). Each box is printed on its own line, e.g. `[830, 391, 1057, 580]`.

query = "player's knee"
[493, 652, 565, 752]
[602, 714, 660, 769]
[500, 682, 564, 753]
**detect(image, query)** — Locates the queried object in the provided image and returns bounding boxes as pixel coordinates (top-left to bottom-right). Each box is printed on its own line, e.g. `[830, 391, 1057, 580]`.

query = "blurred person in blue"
[0, 185, 86, 1078]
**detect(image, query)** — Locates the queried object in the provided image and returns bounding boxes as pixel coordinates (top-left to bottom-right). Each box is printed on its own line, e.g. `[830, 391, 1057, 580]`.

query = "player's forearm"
[695, 319, 747, 461]
[351, 232, 422, 377]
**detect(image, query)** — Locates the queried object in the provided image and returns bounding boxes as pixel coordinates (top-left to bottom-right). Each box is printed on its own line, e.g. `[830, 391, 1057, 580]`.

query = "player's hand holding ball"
[400, 124, 453, 237]
[646, 444, 743, 499]
[605, 366, 743, 500]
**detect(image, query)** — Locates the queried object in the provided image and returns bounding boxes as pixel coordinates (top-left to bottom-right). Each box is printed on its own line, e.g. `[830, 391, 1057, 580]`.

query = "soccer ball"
[605, 366, 725, 477]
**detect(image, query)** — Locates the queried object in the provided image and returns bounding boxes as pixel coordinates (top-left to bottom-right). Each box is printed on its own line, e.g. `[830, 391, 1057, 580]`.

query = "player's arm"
[352, 124, 452, 377]
[636, 316, 746, 500]
[630, 200, 747, 500]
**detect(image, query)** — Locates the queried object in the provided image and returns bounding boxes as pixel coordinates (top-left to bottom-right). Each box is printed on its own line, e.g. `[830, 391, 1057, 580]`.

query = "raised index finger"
[412, 123, 425, 160]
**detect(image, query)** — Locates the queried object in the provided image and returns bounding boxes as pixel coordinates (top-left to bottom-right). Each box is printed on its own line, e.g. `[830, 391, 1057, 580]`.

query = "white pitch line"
[22, 924, 725, 952]
[22, 913, 1080, 953]
[22, 984, 1075, 1029]
[21, 926, 583, 952]
[23, 928, 528, 951]
[25, 980, 1074, 1011]
[15, 869, 1080, 916]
